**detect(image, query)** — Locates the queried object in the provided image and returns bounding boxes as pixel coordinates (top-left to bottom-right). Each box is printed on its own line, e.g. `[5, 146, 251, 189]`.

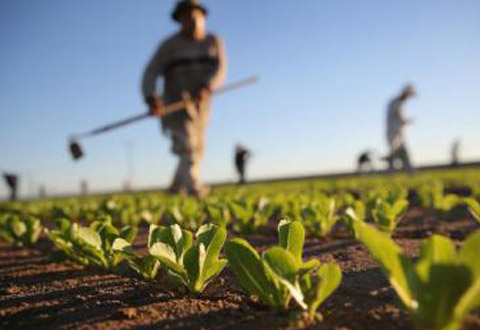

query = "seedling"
[355, 221, 480, 330]
[0, 213, 41, 247]
[463, 198, 480, 224]
[371, 198, 409, 234]
[147, 223, 227, 294]
[112, 225, 161, 281]
[225, 220, 341, 319]
[47, 216, 137, 271]
[300, 197, 338, 238]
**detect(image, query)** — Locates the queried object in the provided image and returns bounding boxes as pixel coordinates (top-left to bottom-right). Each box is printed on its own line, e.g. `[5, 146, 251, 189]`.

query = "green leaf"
[263, 247, 304, 309]
[197, 225, 227, 281]
[278, 219, 305, 263]
[11, 219, 27, 238]
[354, 221, 417, 310]
[120, 226, 138, 243]
[464, 198, 480, 223]
[76, 226, 102, 251]
[455, 231, 480, 318]
[305, 263, 342, 318]
[112, 238, 136, 256]
[263, 247, 299, 282]
[225, 238, 275, 306]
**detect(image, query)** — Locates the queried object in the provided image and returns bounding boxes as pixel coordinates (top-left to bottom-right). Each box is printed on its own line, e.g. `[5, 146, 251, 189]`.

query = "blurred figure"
[38, 185, 46, 199]
[81, 180, 89, 196]
[357, 150, 373, 173]
[386, 84, 416, 172]
[451, 138, 461, 166]
[235, 144, 251, 184]
[142, 0, 227, 197]
[3, 173, 18, 201]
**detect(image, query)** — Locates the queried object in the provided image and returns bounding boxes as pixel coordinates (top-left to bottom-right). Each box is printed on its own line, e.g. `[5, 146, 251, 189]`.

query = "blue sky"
[1, 0, 479, 198]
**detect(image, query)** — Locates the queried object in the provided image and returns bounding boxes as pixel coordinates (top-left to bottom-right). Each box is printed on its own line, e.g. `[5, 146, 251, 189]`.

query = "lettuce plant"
[0, 213, 41, 247]
[463, 198, 480, 224]
[433, 191, 460, 221]
[47, 217, 137, 271]
[112, 225, 161, 281]
[225, 220, 341, 319]
[342, 200, 366, 238]
[147, 223, 227, 293]
[355, 221, 480, 330]
[229, 197, 273, 234]
[300, 197, 338, 238]
[371, 198, 409, 234]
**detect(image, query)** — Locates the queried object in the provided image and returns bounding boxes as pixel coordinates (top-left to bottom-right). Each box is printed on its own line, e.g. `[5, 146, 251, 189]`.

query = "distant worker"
[357, 150, 374, 173]
[451, 138, 461, 166]
[39, 185, 46, 199]
[80, 180, 89, 196]
[235, 144, 251, 184]
[386, 84, 416, 172]
[142, 0, 227, 197]
[3, 173, 18, 201]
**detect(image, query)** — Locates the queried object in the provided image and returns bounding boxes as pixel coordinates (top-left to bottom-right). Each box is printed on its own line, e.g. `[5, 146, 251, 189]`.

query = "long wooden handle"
[159, 76, 258, 116]
[71, 76, 258, 140]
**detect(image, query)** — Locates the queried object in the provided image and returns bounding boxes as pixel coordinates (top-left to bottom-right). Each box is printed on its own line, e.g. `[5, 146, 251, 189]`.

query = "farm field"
[1, 168, 480, 330]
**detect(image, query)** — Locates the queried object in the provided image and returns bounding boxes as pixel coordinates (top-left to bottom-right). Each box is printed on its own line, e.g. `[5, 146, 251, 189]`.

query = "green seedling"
[47, 216, 137, 271]
[300, 197, 338, 238]
[112, 225, 161, 281]
[225, 220, 341, 320]
[463, 198, 480, 224]
[355, 221, 480, 330]
[148, 223, 227, 294]
[342, 200, 366, 238]
[0, 213, 41, 247]
[371, 198, 409, 234]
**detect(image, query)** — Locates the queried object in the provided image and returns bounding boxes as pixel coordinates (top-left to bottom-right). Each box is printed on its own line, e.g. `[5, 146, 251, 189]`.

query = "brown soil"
[1, 208, 479, 330]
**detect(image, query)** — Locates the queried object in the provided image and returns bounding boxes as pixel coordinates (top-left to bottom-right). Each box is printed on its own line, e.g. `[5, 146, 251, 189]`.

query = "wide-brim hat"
[172, 0, 208, 22]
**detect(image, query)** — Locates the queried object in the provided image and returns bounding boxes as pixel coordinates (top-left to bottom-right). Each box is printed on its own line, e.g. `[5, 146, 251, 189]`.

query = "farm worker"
[142, 0, 227, 197]
[234, 144, 251, 184]
[386, 84, 416, 172]
[3, 173, 18, 201]
[451, 138, 461, 166]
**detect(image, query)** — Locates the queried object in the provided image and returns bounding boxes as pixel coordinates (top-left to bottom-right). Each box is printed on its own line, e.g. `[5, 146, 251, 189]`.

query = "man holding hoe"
[142, 0, 227, 196]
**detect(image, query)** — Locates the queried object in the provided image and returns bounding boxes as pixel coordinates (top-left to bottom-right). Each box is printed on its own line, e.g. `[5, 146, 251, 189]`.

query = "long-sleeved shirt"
[386, 97, 409, 151]
[142, 32, 227, 105]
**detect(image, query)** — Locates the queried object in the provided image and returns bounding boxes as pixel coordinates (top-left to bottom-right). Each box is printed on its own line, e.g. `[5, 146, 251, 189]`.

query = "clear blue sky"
[1, 0, 479, 198]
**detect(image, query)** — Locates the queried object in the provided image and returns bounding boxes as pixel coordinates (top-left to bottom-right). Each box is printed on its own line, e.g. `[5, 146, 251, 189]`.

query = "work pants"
[167, 99, 209, 194]
[388, 144, 412, 172]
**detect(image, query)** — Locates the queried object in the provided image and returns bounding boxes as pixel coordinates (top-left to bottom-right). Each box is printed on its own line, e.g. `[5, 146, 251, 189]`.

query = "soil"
[1, 207, 479, 330]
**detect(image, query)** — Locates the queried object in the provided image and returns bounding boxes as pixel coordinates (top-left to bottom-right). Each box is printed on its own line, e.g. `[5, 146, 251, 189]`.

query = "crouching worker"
[142, 0, 227, 197]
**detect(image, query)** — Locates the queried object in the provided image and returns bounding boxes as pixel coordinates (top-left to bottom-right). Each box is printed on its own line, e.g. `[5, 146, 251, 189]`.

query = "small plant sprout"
[355, 221, 480, 330]
[47, 216, 137, 271]
[371, 198, 409, 234]
[463, 198, 480, 224]
[148, 223, 227, 294]
[0, 213, 41, 247]
[112, 225, 162, 281]
[225, 219, 341, 320]
[300, 197, 338, 238]
[342, 200, 366, 238]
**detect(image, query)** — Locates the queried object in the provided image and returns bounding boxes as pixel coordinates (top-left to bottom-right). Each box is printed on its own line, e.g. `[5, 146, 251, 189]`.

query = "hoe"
[68, 76, 258, 161]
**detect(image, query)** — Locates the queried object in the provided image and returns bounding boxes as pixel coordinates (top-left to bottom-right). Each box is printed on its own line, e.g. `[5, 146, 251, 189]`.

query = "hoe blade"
[69, 141, 84, 160]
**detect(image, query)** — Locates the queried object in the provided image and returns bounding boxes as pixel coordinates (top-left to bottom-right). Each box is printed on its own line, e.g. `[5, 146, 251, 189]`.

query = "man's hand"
[146, 96, 163, 117]
[197, 86, 212, 104]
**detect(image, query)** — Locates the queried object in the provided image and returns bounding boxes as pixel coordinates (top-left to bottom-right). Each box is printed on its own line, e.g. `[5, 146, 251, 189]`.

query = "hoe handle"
[72, 76, 258, 140]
